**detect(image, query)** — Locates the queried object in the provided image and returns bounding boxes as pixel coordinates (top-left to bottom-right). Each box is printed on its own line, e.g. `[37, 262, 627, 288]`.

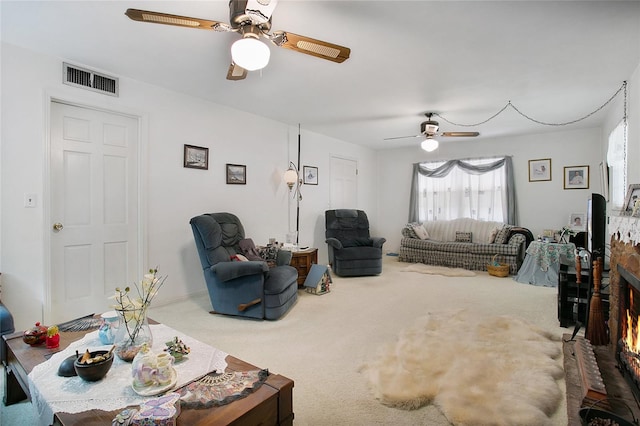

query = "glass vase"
[113, 307, 153, 362]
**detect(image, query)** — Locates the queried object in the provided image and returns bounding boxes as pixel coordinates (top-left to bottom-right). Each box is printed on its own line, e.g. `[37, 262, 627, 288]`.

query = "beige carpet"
[361, 310, 563, 425]
[1, 257, 569, 425]
[401, 263, 477, 277]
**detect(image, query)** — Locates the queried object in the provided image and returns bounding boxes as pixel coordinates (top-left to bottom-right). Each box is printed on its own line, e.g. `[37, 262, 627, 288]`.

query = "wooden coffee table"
[3, 323, 294, 425]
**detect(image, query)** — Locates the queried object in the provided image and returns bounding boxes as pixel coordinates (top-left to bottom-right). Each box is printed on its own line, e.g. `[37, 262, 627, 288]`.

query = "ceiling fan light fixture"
[421, 137, 439, 152]
[231, 33, 270, 71]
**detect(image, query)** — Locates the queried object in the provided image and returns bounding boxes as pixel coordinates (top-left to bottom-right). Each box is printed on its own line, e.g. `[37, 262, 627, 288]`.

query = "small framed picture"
[624, 184, 640, 213]
[528, 158, 551, 182]
[303, 165, 318, 185]
[226, 164, 246, 184]
[183, 144, 208, 170]
[569, 213, 586, 231]
[564, 165, 589, 189]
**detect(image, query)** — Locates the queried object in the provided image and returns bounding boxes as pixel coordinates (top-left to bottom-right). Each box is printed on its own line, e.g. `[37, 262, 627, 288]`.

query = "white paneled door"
[330, 156, 358, 209]
[49, 101, 140, 323]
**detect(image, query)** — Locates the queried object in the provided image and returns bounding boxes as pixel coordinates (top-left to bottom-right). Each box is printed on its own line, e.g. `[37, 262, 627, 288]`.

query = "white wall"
[377, 127, 606, 253]
[3, 40, 637, 331]
[0, 43, 377, 330]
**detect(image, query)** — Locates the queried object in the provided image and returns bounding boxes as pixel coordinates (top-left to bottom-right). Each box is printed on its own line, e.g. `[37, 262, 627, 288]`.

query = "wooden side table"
[290, 248, 318, 286]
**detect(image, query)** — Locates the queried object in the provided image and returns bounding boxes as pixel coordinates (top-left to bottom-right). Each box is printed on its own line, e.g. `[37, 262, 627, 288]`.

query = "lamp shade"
[421, 138, 439, 152]
[284, 167, 298, 190]
[231, 35, 270, 71]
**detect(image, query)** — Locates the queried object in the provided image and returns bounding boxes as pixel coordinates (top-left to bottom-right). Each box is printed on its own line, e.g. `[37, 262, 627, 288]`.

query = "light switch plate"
[24, 193, 37, 208]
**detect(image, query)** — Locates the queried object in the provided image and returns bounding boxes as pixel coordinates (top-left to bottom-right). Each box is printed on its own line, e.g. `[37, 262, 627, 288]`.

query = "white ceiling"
[2, 1, 639, 150]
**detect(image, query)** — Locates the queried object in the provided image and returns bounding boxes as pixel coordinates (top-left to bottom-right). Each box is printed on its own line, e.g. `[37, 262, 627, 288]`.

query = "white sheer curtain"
[413, 157, 511, 223]
[607, 119, 627, 210]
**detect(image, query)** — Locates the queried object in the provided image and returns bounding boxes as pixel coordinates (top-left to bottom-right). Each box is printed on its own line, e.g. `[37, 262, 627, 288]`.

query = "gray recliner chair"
[190, 213, 298, 320]
[325, 209, 386, 277]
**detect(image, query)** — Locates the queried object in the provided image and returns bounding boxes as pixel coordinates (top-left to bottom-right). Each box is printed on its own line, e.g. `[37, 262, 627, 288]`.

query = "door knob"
[53, 223, 64, 232]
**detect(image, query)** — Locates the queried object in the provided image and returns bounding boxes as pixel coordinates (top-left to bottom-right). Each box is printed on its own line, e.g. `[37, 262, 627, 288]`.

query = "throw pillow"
[403, 223, 420, 239]
[494, 225, 512, 244]
[412, 224, 430, 240]
[239, 238, 263, 261]
[455, 231, 472, 243]
[488, 227, 500, 244]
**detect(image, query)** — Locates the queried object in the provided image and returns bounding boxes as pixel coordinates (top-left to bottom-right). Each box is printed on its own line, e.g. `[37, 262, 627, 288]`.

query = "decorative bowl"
[74, 350, 114, 381]
[23, 322, 48, 346]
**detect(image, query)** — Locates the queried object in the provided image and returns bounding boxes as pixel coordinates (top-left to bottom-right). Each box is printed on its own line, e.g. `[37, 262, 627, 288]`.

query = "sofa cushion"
[400, 238, 472, 253]
[455, 231, 472, 243]
[423, 218, 504, 243]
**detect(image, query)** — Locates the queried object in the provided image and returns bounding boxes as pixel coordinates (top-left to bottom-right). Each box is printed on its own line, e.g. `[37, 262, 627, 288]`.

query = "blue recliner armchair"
[190, 213, 298, 320]
[325, 209, 386, 277]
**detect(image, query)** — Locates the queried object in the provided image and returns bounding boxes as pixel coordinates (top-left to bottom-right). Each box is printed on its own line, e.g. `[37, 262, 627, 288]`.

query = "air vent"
[63, 63, 119, 97]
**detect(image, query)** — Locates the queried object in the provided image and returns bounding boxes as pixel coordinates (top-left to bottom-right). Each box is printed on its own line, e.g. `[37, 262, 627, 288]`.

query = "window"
[410, 157, 513, 224]
[607, 120, 627, 209]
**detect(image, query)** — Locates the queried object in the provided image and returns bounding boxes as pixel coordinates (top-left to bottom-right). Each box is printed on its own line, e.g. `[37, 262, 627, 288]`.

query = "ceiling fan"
[125, 0, 351, 81]
[384, 113, 480, 152]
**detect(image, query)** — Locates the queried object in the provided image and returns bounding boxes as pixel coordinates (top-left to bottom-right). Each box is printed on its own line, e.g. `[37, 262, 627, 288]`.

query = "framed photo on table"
[528, 159, 551, 182]
[564, 165, 589, 189]
[569, 213, 586, 231]
[624, 184, 640, 214]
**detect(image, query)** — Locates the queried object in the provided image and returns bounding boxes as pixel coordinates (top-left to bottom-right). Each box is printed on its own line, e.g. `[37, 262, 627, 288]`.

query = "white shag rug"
[401, 263, 477, 277]
[361, 310, 564, 426]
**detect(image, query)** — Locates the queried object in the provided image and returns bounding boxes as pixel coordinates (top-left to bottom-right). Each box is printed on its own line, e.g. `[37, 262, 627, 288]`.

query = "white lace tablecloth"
[27, 324, 228, 426]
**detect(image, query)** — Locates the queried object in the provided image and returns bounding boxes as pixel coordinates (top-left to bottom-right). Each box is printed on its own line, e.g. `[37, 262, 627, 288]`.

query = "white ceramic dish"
[131, 368, 177, 396]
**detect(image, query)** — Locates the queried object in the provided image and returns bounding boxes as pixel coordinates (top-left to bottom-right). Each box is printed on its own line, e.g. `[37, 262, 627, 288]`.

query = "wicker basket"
[487, 255, 510, 277]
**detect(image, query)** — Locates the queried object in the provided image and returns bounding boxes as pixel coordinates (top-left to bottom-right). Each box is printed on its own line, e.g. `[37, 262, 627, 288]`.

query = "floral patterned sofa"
[399, 218, 533, 274]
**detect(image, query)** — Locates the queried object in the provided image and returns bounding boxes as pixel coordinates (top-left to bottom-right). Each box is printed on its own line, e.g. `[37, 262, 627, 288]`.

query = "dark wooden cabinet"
[290, 248, 318, 286]
[558, 263, 609, 329]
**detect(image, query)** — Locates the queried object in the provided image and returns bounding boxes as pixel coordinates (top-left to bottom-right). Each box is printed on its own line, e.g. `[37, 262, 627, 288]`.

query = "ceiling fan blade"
[383, 135, 423, 141]
[441, 132, 480, 137]
[226, 63, 248, 81]
[125, 9, 233, 32]
[270, 31, 350, 63]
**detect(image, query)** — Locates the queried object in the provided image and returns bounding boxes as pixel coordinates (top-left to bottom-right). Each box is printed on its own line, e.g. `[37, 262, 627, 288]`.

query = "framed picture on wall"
[564, 165, 589, 189]
[226, 164, 246, 184]
[183, 144, 208, 170]
[303, 166, 318, 185]
[528, 158, 551, 182]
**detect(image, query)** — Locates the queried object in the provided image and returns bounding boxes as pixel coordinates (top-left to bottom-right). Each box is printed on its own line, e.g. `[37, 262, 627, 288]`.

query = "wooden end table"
[3, 323, 294, 425]
[290, 248, 318, 286]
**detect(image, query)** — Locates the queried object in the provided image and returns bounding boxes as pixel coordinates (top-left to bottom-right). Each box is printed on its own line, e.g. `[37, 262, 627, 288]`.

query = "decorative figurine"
[164, 336, 190, 361]
[46, 325, 60, 349]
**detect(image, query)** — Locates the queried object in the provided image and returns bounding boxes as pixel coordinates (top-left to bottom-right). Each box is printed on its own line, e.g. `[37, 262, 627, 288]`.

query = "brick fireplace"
[562, 216, 640, 424]
[608, 216, 640, 353]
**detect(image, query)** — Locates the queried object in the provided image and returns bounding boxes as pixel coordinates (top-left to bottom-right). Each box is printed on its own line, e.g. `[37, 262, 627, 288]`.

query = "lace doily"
[610, 215, 640, 245]
[28, 324, 228, 426]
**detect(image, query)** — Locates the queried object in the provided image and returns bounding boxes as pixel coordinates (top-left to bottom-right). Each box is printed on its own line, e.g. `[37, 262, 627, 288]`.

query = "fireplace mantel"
[610, 215, 640, 245]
